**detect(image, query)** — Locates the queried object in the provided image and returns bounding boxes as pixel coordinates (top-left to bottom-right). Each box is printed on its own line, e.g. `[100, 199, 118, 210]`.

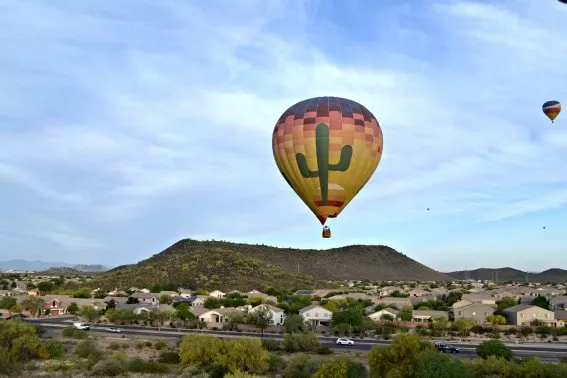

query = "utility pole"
[297, 261, 300, 274]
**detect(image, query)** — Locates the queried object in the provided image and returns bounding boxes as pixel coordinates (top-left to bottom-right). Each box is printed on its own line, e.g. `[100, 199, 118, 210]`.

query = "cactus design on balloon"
[295, 123, 353, 206]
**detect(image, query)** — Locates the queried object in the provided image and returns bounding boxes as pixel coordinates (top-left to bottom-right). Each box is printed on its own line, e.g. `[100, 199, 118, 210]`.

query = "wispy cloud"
[0, 0, 566, 268]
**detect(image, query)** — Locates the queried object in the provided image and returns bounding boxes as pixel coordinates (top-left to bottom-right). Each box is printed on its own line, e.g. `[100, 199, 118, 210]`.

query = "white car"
[106, 327, 122, 333]
[72, 322, 90, 331]
[336, 338, 355, 346]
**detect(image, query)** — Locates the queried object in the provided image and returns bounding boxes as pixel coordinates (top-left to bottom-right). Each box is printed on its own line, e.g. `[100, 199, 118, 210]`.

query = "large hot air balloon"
[272, 96, 383, 237]
[542, 100, 561, 123]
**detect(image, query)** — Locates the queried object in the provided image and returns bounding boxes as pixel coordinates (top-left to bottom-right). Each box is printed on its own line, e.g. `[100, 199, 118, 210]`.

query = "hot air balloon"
[272, 96, 383, 237]
[542, 100, 561, 123]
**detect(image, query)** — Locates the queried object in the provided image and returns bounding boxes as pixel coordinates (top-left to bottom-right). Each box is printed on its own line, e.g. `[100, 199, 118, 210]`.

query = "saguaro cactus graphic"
[295, 123, 353, 206]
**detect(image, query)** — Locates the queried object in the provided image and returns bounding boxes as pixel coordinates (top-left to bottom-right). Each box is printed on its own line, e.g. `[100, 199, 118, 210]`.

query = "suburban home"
[408, 289, 429, 297]
[412, 310, 449, 322]
[26, 289, 39, 296]
[43, 295, 105, 316]
[0, 290, 14, 297]
[130, 292, 159, 304]
[371, 297, 412, 309]
[504, 305, 556, 326]
[550, 296, 567, 311]
[299, 304, 332, 327]
[378, 286, 404, 297]
[171, 296, 194, 306]
[158, 291, 178, 298]
[453, 304, 496, 324]
[178, 289, 193, 298]
[196, 307, 239, 324]
[103, 296, 129, 305]
[452, 300, 473, 309]
[519, 296, 536, 305]
[246, 290, 277, 303]
[554, 311, 567, 327]
[190, 295, 208, 307]
[248, 304, 285, 325]
[209, 290, 226, 298]
[461, 294, 496, 305]
[368, 308, 399, 321]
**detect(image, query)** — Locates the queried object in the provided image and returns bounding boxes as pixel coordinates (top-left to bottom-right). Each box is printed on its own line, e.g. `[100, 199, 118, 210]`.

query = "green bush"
[44, 340, 65, 358]
[74, 340, 102, 361]
[90, 359, 126, 376]
[411, 350, 472, 378]
[154, 340, 168, 350]
[43, 361, 74, 372]
[261, 338, 281, 351]
[283, 355, 319, 378]
[316, 346, 333, 355]
[281, 332, 320, 352]
[158, 350, 180, 364]
[268, 354, 286, 372]
[476, 340, 513, 361]
[127, 358, 170, 374]
[61, 326, 87, 339]
[107, 342, 121, 350]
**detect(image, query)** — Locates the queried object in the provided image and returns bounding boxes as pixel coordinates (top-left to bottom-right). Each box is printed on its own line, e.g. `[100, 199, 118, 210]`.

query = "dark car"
[435, 342, 459, 353]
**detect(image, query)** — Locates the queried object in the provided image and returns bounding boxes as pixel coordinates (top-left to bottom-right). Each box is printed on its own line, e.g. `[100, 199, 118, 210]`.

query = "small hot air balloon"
[272, 96, 383, 237]
[542, 100, 561, 123]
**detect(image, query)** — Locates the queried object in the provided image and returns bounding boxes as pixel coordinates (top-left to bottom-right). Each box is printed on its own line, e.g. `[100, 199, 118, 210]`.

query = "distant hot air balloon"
[542, 100, 561, 123]
[272, 96, 383, 237]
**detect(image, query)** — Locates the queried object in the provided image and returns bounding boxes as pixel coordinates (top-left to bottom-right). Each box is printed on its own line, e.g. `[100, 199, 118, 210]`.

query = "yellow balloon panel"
[272, 97, 383, 225]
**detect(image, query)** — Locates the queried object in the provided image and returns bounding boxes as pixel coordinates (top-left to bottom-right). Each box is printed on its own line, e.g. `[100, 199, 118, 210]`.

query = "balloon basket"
[322, 228, 331, 238]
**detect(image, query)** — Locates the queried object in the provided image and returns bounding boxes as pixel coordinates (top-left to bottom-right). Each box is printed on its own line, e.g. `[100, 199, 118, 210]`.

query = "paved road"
[32, 321, 567, 362]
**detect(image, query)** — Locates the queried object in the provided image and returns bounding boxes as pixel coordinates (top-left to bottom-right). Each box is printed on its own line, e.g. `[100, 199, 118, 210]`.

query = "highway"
[27, 319, 567, 362]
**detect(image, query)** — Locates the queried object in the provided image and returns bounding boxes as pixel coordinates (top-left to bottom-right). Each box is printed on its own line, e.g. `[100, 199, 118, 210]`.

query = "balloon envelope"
[542, 100, 561, 122]
[272, 96, 383, 225]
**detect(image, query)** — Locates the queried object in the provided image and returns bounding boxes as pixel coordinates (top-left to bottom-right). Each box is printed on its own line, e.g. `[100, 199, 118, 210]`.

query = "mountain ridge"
[0, 259, 109, 272]
[446, 267, 567, 283]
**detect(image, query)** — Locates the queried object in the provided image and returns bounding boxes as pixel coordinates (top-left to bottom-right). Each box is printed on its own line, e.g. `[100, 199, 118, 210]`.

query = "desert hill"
[446, 268, 567, 283]
[95, 239, 452, 291]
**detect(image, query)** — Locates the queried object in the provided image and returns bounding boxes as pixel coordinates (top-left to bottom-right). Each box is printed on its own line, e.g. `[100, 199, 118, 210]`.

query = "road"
[28, 319, 567, 362]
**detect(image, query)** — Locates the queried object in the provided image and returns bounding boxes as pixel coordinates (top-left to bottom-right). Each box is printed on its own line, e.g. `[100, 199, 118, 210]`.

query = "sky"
[1, 0, 567, 272]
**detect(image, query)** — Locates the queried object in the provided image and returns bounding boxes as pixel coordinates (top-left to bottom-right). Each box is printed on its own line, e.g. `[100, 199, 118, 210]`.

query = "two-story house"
[248, 304, 285, 325]
[453, 304, 496, 324]
[299, 304, 332, 327]
[504, 305, 556, 326]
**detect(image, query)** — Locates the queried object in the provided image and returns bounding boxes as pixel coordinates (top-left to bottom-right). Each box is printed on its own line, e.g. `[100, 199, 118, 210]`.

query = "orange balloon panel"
[272, 96, 383, 225]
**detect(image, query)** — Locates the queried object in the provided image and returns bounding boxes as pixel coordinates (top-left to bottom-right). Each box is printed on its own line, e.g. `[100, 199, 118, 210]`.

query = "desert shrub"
[283, 355, 319, 378]
[313, 357, 366, 378]
[74, 340, 102, 361]
[268, 354, 286, 372]
[107, 342, 121, 350]
[154, 340, 168, 350]
[476, 340, 513, 361]
[90, 359, 126, 376]
[316, 346, 333, 355]
[368, 333, 435, 377]
[61, 326, 87, 339]
[111, 351, 127, 361]
[207, 363, 230, 378]
[281, 332, 320, 352]
[43, 340, 65, 359]
[158, 350, 180, 364]
[43, 361, 74, 372]
[127, 358, 170, 374]
[410, 350, 472, 378]
[261, 338, 281, 351]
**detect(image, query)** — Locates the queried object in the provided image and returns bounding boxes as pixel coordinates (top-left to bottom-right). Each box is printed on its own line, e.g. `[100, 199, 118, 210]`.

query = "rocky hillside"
[97, 239, 451, 291]
[446, 268, 567, 283]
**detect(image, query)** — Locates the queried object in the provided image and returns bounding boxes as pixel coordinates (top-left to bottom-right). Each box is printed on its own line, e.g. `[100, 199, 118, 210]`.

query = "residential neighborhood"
[3, 274, 567, 340]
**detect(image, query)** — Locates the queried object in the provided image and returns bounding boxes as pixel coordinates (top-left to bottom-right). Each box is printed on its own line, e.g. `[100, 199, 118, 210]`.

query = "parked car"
[72, 322, 90, 331]
[435, 342, 459, 353]
[105, 327, 122, 333]
[336, 338, 355, 346]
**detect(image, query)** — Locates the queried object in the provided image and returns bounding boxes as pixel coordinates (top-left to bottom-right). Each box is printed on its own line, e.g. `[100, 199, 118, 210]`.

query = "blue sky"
[1, 0, 567, 272]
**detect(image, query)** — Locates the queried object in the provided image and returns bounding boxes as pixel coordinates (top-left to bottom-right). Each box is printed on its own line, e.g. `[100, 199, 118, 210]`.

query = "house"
[299, 305, 332, 326]
[504, 305, 555, 326]
[177, 289, 192, 298]
[103, 296, 129, 305]
[190, 295, 208, 307]
[197, 307, 239, 324]
[248, 304, 285, 325]
[171, 296, 194, 306]
[461, 294, 496, 305]
[0, 290, 14, 297]
[130, 292, 159, 305]
[209, 290, 226, 298]
[412, 310, 449, 322]
[378, 286, 404, 297]
[158, 291, 178, 298]
[371, 297, 412, 309]
[368, 308, 399, 321]
[408, 289, 429, 297]
[453, 304, 496, 324]
[452, 300, 473, 309]
[43, 295, 105, 316]
[550, 296, 567, 311]
[246, 290, 277, 303]
[554, 310, 567, 328]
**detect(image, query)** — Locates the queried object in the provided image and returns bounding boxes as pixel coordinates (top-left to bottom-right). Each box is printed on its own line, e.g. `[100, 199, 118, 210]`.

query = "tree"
[283, 314, 304, 333]
[398, 306, 413, 321]
[0, 296, 17, 310]
[78, 305, 100, 324]
[486, 315, 507, 325]
[105, 299, 116, 311]
[10, 281, 16, 289]
[531, 296, 550, 310]
[175, 303, 197, 321]
[250, 305, 273, 336]
[20, 296, 45, 318]
[313, 357, 364, 378]
[368, 334, 435, 378]
[442, 291, 463, 306]
[149, 310, 173, 331]
[476, 340, 513, 360]
[495, 297, 516, 312]
[453, 318, 476, 338]
[37, 281, 55, 295]
[410, 350, 472, 378]
[431, 316, 449, 338]
[204, 297, 222, 309]
[66, 302, 80, 315]
[159, 294, 173, 305]
[224, 311, 245, 331]
[0, 320, 46, 374]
